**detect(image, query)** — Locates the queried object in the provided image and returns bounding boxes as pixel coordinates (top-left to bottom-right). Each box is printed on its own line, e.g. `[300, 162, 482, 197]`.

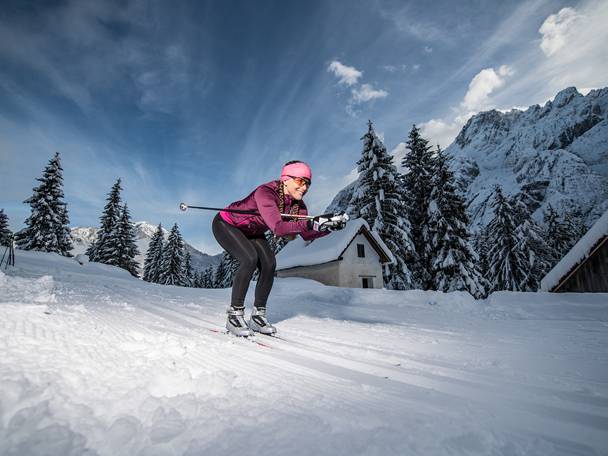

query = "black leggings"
[212, 213, 276, 310]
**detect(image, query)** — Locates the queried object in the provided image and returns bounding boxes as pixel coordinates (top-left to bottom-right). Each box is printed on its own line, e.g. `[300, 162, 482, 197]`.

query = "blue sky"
[1, 0, 606, 255]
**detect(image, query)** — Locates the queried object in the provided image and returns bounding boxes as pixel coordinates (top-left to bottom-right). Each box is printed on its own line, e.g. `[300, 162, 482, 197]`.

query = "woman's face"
[283, 177, 310, 200]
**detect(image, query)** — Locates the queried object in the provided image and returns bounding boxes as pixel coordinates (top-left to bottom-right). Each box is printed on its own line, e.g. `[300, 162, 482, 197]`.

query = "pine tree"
[192, 271, 202, 288]
[183, 251, 194, 287]
[114, 204, 140, 277]
[15, 152, 73, 256]
[511, 199, 553, 290]
[401, 125, 436, 288]
[158, 223, 185, 286]
[425, 148, 487, 298]
[214, 252, 239, 288]
[543, 204, 568, 266]
[472, 226, 490, 280]
[347, 120, 416, 289]
[143, 223, 164, 283]
[485, 186, 530, 292]
[0, 209, 12, 247]
[564, 210, 587, 249]
[87, 179, 122, 263]
[202, 265, 214, 288]
[213, 256, 228, 288]
[266, 231, 290, 254]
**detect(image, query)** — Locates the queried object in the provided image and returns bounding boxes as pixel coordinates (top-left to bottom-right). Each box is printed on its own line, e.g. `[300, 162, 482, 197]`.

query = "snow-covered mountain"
[70, 221, 221, 273]
[447, 86, 608, 230]
[326, 87, 608, 231]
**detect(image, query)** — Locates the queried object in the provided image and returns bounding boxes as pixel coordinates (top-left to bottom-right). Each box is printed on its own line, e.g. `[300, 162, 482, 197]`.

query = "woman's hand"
[308, 213, 348, 232]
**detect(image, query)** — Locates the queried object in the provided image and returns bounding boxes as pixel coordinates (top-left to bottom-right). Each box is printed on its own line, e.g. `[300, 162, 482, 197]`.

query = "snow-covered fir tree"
[543, 204, 569, 267]
[0, 209, 12, 247]
[512, 200, 553, 291]
[564, 210, 587, 248]
[182, 251, 194, 287]
[401, 124, 435, 289]
[347, 120, 415, 289]
[201, 265, 214, 288]
[425, 148, 487, 298]
[472, 226, 490, 280]
[191, 271, 203, 288]
[113, 204, 140, 277]
[214, 252, 239, 288]
[87, 179, 122, 263]
[213, 256, 228, 288]
[266, 231, 290, 254]
[143, 223, 164, 283]
[485, 185, 530, 292]
[158, 223, 186, 286]
[15, 152, 73, 256]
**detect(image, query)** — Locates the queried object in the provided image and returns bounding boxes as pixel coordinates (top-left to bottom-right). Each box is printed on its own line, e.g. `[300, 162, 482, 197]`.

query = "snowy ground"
[1, 250, 607, 455]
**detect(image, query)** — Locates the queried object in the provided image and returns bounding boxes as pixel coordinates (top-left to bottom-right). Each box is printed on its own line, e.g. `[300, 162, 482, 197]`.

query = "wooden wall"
[557, 237, 608, 292]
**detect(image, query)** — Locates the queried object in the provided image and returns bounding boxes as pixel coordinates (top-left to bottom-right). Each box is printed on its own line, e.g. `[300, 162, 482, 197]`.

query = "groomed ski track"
[1, 250, 607, 455]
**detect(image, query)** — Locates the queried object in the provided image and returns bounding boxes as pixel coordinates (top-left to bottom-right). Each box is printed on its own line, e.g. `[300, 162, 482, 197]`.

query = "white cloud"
[419, 119, 463, 150]
[462, 65, 514, 112]
[424, 46, 433, 53]
[419, 65, 514, 148]
[351, 84, 388, 103]
[539, 7, 582, 57]
[328, 60, 388, 116]
[327, 61, 362, 86]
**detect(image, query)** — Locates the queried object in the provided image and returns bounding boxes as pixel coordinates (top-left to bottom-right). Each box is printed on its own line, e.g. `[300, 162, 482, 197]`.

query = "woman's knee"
[239, 252, 259, 273]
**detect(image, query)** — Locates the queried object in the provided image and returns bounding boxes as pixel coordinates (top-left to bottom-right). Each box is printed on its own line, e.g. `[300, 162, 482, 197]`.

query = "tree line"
[338, 121, 587, 297]
[5, 134, 587, 298]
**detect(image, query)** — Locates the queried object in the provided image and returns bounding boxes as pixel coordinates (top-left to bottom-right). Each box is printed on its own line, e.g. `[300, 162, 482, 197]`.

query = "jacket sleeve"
[254, 185, 309, 236]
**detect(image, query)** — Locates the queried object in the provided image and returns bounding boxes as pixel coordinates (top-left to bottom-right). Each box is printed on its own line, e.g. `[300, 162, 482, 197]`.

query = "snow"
[276, 218, 394, 270]
[540, 208, 608, 291]
[444, 86, 608, 229]
[1, 249, 608, 455]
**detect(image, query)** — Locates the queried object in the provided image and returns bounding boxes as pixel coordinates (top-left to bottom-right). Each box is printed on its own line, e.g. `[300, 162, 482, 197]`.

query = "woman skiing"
[212, 160, 346, 336]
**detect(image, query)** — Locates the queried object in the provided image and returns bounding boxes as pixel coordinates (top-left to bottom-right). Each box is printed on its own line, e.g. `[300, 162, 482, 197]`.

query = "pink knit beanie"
[280, 161, 312, 182]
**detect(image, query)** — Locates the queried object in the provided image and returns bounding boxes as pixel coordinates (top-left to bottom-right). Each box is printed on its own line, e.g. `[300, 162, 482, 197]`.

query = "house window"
[357, 244, 365, 258]
[362, 277, 373, 288]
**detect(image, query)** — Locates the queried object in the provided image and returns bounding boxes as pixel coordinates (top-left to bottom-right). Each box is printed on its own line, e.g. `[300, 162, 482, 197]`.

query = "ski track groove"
[135, 298, 608, 446]
[171, 301, 608, 416]
[4, 273, 604, 454]
[81, 300, 372, 409]
[132, 302, 404, 410]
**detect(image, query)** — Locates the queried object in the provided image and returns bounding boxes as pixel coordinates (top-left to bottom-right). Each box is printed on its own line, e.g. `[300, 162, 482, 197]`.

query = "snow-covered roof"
[540, 209, 608, 291]
[276, 218, 395, 270]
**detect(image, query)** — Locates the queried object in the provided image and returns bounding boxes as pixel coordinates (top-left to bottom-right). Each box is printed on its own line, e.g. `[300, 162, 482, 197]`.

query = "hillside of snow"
[446, 86, 608, 230]
[1, 250, 607, 455]
[327, 87, 608, 231]
[70, 221, 221, 274]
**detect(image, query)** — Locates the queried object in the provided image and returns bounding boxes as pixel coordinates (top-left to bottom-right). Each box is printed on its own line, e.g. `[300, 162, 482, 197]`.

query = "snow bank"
[1, 249, 607, 455]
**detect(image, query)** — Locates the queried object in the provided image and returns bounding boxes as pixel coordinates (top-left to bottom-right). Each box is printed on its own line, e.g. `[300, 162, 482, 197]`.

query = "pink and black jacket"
[219, 180, 330, 241]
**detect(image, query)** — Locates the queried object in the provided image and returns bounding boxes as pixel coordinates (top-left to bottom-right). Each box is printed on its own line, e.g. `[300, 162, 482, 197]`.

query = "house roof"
[540, 209, 608, 292]
[275, 218, 395, 271]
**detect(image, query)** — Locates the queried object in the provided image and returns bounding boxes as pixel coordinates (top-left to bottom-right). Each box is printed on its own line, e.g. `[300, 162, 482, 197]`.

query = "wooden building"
[540, 210, 608, 292]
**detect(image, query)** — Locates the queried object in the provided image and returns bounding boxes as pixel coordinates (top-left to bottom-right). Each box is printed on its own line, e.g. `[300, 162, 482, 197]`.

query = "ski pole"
[179, 203, 317, 220]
